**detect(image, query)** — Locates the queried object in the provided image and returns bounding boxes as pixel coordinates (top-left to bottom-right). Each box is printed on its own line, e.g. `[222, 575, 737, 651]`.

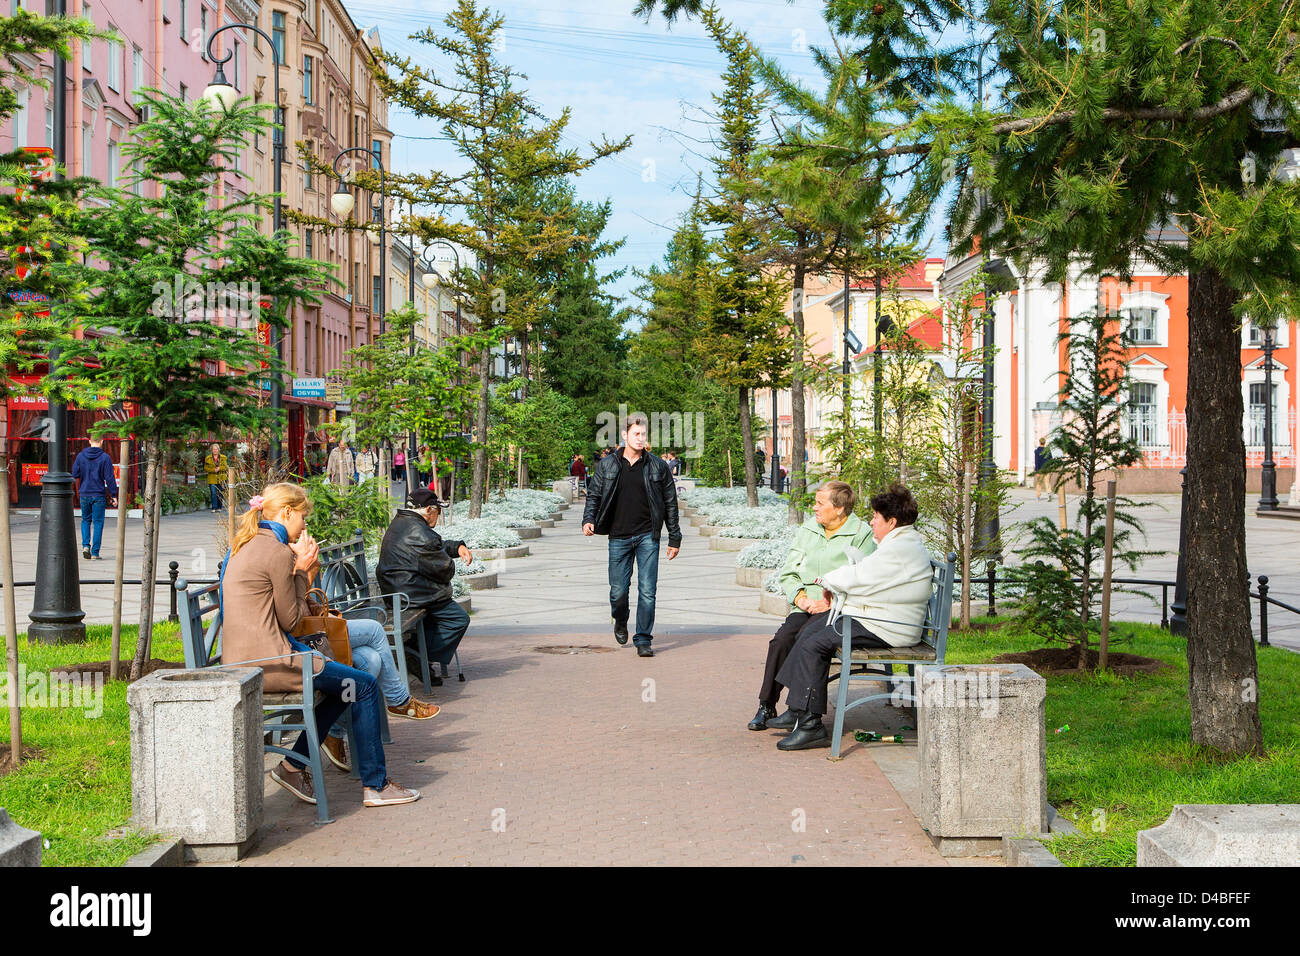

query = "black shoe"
[82, 548, 91, 559]
[614, 621, 629, 646]
[777, 713, 830, 751]
[765, 708, 799, 732]
[636, 645, 654, 658]
[747, 704, 778, 731]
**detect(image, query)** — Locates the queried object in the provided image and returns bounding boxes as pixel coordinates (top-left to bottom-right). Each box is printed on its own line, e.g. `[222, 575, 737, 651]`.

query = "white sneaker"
[363, 779, 421, 807]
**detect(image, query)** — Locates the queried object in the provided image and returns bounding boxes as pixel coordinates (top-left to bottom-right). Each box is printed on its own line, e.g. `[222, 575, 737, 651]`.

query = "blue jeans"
[80, 495, 106, 556]
[209, 484, 222, 510]
[419, 599, 470, 667]
[329, 618, 410, 740]
[608, 532, 660, 646]
[284, 636, 387, 790]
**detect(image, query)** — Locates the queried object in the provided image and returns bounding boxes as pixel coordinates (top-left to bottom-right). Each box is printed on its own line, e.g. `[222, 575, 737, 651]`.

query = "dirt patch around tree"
[992, 647, 1167, 676]
[49, 659, 184, 682]
[0, 745, 46, 778]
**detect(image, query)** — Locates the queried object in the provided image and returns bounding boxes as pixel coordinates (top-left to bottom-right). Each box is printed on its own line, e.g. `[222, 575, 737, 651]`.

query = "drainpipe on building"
[1016, 262, 1028, 486]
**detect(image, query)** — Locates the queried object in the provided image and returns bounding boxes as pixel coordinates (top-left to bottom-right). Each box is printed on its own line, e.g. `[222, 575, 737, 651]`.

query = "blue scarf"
[219, 520, 291, 610]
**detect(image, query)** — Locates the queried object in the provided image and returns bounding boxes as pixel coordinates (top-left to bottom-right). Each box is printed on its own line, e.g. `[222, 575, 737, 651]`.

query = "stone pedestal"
[551, 480, 574, 503]
[0, 808, 41, 866]
[516, 526, 542, 540]
[129, 667, 264, 863]
[918, 664, 1048, 851]
[1137, 805, 1300, 866]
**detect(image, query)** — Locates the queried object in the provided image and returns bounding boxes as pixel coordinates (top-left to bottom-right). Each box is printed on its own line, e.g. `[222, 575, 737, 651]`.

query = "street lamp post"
[425, 242, 466, 490]
[1171, 465, 1189, 635]
[30, 0, 84, 644]
[204, 22, 284, 464]
[1259, 327, 1279, 511]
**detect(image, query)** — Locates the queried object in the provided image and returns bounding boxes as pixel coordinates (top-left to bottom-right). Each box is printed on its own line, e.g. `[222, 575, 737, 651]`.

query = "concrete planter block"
[1137, 805, 1300, 866]
[689, 515, 710, 527]
[676, 478, 698, 496]
[758, 591, 788, 616]
[918, 663, 1048, 842]
[698, 525, 721, 537]
[548, 512, 564, 521]
[679, 507, 696, 518]
[456, 596, 472, 613]
[516, 527, 542, 540]
[128, 666, 263, 862]
[736, 567, 767, 588]
[1003, 836, 1063, 867]
[473, 545, 530, 560]
[535, 519, 555, 528]
[0, 808, 42, 866]
[463, 572, 499, 591]
[555, 503, 569, 511]
[550, 480, 574, 503]
[710, 536, 760, 552]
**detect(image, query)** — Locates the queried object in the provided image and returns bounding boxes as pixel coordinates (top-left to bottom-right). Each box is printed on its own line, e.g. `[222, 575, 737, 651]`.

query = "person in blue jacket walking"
[71, 436, 119, 560]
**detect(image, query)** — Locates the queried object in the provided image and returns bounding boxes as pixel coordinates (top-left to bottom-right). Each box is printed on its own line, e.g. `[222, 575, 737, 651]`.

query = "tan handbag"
[291, 588, 353, 667]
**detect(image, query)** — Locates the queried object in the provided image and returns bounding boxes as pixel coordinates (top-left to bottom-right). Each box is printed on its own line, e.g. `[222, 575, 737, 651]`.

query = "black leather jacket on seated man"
[376, 509, 466, 609]
[583, 447, 683, 549]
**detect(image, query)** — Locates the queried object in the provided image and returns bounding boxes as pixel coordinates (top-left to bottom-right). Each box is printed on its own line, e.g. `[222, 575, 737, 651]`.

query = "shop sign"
[21, 463, 48, 484]
[292, 377, 326, 398]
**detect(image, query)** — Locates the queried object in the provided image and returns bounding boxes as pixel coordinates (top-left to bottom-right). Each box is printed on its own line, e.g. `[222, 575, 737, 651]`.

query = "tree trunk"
[1, 456, 22, 766]
[518, 329, 530, 489]
[1184, 266, 1263, 756]
[739, 385, 758, 507]
[110, 440, 131, 683]
[131, 450, 161, 681]
[790, 255, 807, 525]
[470, 349, 490, 519]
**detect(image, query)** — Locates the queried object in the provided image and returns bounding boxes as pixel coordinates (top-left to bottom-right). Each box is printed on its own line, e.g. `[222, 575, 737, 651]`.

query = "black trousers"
[758, 610, 810, 707]
[775, 611, 888, 716]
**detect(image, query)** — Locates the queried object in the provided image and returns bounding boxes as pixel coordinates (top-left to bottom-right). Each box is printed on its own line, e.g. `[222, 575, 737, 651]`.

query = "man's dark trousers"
[419, 598, 470, 668]
[609, 532, 659, 648]
[776, 611, 889, 715]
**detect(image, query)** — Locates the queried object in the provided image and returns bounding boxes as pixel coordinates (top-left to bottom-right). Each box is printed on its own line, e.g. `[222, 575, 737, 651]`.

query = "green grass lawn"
[0, 622, 183, 866]
[946, 618, 1300, 866]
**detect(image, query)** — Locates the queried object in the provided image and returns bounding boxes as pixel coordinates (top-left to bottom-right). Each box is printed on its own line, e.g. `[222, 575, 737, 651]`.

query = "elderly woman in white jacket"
[772, 483, 935, 751]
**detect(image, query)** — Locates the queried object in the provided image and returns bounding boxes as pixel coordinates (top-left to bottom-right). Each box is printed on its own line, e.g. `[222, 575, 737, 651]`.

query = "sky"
[344, 0, 950, 316]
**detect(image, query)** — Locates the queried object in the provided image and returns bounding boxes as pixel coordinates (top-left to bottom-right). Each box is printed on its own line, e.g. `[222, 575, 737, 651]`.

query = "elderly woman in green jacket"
[747, 480, 876, 731]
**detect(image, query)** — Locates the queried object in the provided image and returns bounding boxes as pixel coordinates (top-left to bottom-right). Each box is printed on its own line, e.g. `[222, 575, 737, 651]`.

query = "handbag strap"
[305, 587, 332, 615]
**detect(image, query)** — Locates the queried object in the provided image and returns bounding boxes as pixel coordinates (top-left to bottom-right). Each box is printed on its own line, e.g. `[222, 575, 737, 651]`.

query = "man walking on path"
[203, 442, 228, 511]
[582, 414, 682, 657]
[71, 437, 118, 560]
[327, 438, 355, 488]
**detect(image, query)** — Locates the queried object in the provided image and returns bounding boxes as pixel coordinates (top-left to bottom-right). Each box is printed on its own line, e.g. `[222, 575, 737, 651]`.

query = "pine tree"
[63, 90, 332, 680]
[370, 0, 630, 514]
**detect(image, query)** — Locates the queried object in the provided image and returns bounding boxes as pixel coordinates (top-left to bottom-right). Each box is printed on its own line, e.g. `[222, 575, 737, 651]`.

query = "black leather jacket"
[376, 510, 466, 609]
[583, 448, 682, 548]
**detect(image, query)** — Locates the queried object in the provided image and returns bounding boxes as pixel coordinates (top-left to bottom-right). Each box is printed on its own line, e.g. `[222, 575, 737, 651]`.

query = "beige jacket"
[220, 529, 321, 692]
[326, 446, 355, 487]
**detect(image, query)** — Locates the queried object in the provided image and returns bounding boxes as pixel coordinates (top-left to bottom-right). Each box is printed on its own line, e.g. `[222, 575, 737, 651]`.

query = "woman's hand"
[291, 534, 319, 575]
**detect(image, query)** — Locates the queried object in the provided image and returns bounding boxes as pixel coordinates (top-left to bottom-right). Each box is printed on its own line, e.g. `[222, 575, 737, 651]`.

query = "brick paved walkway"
[238, 501, 946, 866]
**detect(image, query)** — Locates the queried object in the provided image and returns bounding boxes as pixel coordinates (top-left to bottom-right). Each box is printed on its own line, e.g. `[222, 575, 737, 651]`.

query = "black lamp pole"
[1171, 464, 1189, 635]
[1259, 327, 1279, 511]
[842, 267, 851, 465]
[30, 0, 84, 644]
[206, 22, 283, 464]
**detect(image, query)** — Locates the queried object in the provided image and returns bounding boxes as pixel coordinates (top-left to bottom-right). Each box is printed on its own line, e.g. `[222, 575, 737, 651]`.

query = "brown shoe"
[363, 779, 421, 807]
[387, 698, 440, 720]
[321, 734, 350, 772]
[270, 761, 317, 805]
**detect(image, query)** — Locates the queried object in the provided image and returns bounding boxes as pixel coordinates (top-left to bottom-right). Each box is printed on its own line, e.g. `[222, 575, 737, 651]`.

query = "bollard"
[168, 561, 180, 623]
[985, 561, 998, 617]
[1258, 575, 1270, 647]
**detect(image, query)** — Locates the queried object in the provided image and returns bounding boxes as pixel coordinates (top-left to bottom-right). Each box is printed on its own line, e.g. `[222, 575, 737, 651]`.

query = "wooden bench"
[174, 577, 369, 825]
[316, 535, 463, 695]
[826, 551, 957, 759]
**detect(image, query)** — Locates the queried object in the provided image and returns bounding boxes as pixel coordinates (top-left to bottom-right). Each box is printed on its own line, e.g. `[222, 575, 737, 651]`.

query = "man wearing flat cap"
[377, 488, 473, 688]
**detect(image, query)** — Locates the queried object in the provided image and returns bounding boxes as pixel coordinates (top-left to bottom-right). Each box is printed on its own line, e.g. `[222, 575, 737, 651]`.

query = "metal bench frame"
[175, 577, 387, 825]
[316, 535, 463, 695]
[827, 551, 957, 759]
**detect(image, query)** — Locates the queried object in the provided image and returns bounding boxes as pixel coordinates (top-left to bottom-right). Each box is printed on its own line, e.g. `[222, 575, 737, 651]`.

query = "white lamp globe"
[331, 187, 355, 218]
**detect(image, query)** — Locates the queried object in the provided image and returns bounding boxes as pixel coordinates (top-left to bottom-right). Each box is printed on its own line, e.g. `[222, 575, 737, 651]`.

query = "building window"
[305, 229, 313, 258]
[13, 86, 29, 147]
[179, 82, 187, 103]
[81, 123, 91, 176]
[200, 7, 208, 59]
[1248, 383, 1279, 446]
[231, 39, 239, 88]
[371, 138, 381, 170]
[44, 103, 53, 147]
[373, 275, 382, 315]
[107, 39, 121, 91]
[132, 46, 143, 96]
[82, 2, 92, 66]
[1128, 381, 1159, 447]
[303, 56, 313, 104]
[107, 139, 119, 188]
[1124, 307, 1159, 345]
[179, 0, 186, 39]
[271, 11, 286, 65]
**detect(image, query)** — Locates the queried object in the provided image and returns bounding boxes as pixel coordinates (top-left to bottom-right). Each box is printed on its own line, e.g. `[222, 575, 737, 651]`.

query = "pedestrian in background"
[327, 438, 356, 488]
[71, 436, 118, 560]
[1034, 438, 1052, 499]
[203, 442, 228, 512]
[356, 445, 377, 484]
